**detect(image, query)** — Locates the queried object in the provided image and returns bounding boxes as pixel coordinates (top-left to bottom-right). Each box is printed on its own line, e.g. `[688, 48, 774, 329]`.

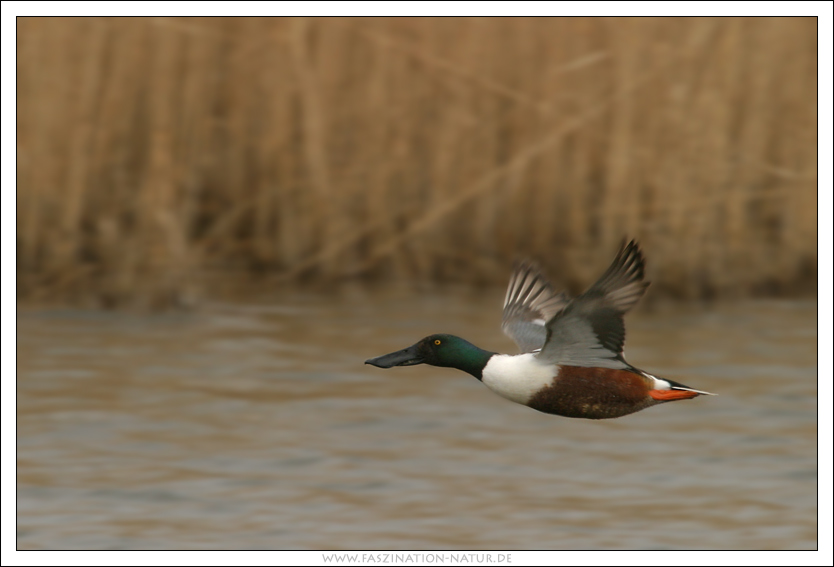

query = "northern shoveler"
[365, 240, 715, 419]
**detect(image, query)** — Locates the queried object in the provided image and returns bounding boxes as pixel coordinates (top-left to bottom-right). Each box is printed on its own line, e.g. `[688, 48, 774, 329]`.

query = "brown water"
[17, 288, 817, 550]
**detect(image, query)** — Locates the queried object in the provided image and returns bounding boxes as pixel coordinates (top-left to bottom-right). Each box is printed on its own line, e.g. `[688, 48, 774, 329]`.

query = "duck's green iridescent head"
[365, 334, 494, 379]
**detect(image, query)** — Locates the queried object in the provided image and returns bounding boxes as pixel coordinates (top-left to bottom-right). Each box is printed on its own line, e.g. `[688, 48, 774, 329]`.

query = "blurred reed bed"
[16, 17, 817, 307]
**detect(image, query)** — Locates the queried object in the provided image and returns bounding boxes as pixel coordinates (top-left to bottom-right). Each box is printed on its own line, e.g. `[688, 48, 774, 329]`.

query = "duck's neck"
[443, 342, 495, 380]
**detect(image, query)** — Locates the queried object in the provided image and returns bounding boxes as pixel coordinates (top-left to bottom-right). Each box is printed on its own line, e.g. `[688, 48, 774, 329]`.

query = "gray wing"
[501, 261, 571, 353]
[536, 240, 649, 369]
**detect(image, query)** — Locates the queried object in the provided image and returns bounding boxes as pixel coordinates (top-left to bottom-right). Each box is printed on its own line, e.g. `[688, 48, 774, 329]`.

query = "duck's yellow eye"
[434, 339, 442, 345]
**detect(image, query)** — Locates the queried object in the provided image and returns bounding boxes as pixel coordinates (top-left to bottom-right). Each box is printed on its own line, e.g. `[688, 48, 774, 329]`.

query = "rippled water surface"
[17, 288, 817, 549]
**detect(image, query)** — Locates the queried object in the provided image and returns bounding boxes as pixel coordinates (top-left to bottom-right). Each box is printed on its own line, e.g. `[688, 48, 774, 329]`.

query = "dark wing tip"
[583, 238, 650, 313]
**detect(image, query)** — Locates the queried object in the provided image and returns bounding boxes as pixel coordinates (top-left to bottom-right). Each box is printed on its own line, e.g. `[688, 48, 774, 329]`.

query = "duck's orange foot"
[649, 389, 700, 401]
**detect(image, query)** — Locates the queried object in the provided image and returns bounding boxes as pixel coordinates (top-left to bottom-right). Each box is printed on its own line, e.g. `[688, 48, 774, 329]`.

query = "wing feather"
[536, 240, 649, 368]
[501, 261, 570, 353]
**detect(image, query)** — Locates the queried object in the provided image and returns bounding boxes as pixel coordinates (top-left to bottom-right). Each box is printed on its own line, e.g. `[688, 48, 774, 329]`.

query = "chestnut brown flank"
[527, 366, 656, 420]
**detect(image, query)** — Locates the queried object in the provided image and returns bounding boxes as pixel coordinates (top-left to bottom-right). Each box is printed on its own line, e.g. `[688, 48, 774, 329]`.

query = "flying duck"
[365, 240, 714, 419]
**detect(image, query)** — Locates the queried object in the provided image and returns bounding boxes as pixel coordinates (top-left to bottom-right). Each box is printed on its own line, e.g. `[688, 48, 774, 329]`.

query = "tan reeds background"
[17, 17, 817, 307]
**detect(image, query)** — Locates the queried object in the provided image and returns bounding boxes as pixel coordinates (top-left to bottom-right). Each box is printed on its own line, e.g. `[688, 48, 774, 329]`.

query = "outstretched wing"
[501, 260, 570, 353]
[536, 240, 649, 369]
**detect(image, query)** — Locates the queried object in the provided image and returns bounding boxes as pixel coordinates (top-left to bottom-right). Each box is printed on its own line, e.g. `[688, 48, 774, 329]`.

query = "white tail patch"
[646, 373, 670, 389]
[645, 372, 717, 396]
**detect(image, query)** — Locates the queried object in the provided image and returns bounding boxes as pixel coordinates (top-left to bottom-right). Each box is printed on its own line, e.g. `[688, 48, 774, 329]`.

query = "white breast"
[481, 353, 557, 405]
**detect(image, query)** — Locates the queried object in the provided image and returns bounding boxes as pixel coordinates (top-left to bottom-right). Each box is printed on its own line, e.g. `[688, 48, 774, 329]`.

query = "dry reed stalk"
[16, 17, 818, 306]
[346, 18, 713, 280]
